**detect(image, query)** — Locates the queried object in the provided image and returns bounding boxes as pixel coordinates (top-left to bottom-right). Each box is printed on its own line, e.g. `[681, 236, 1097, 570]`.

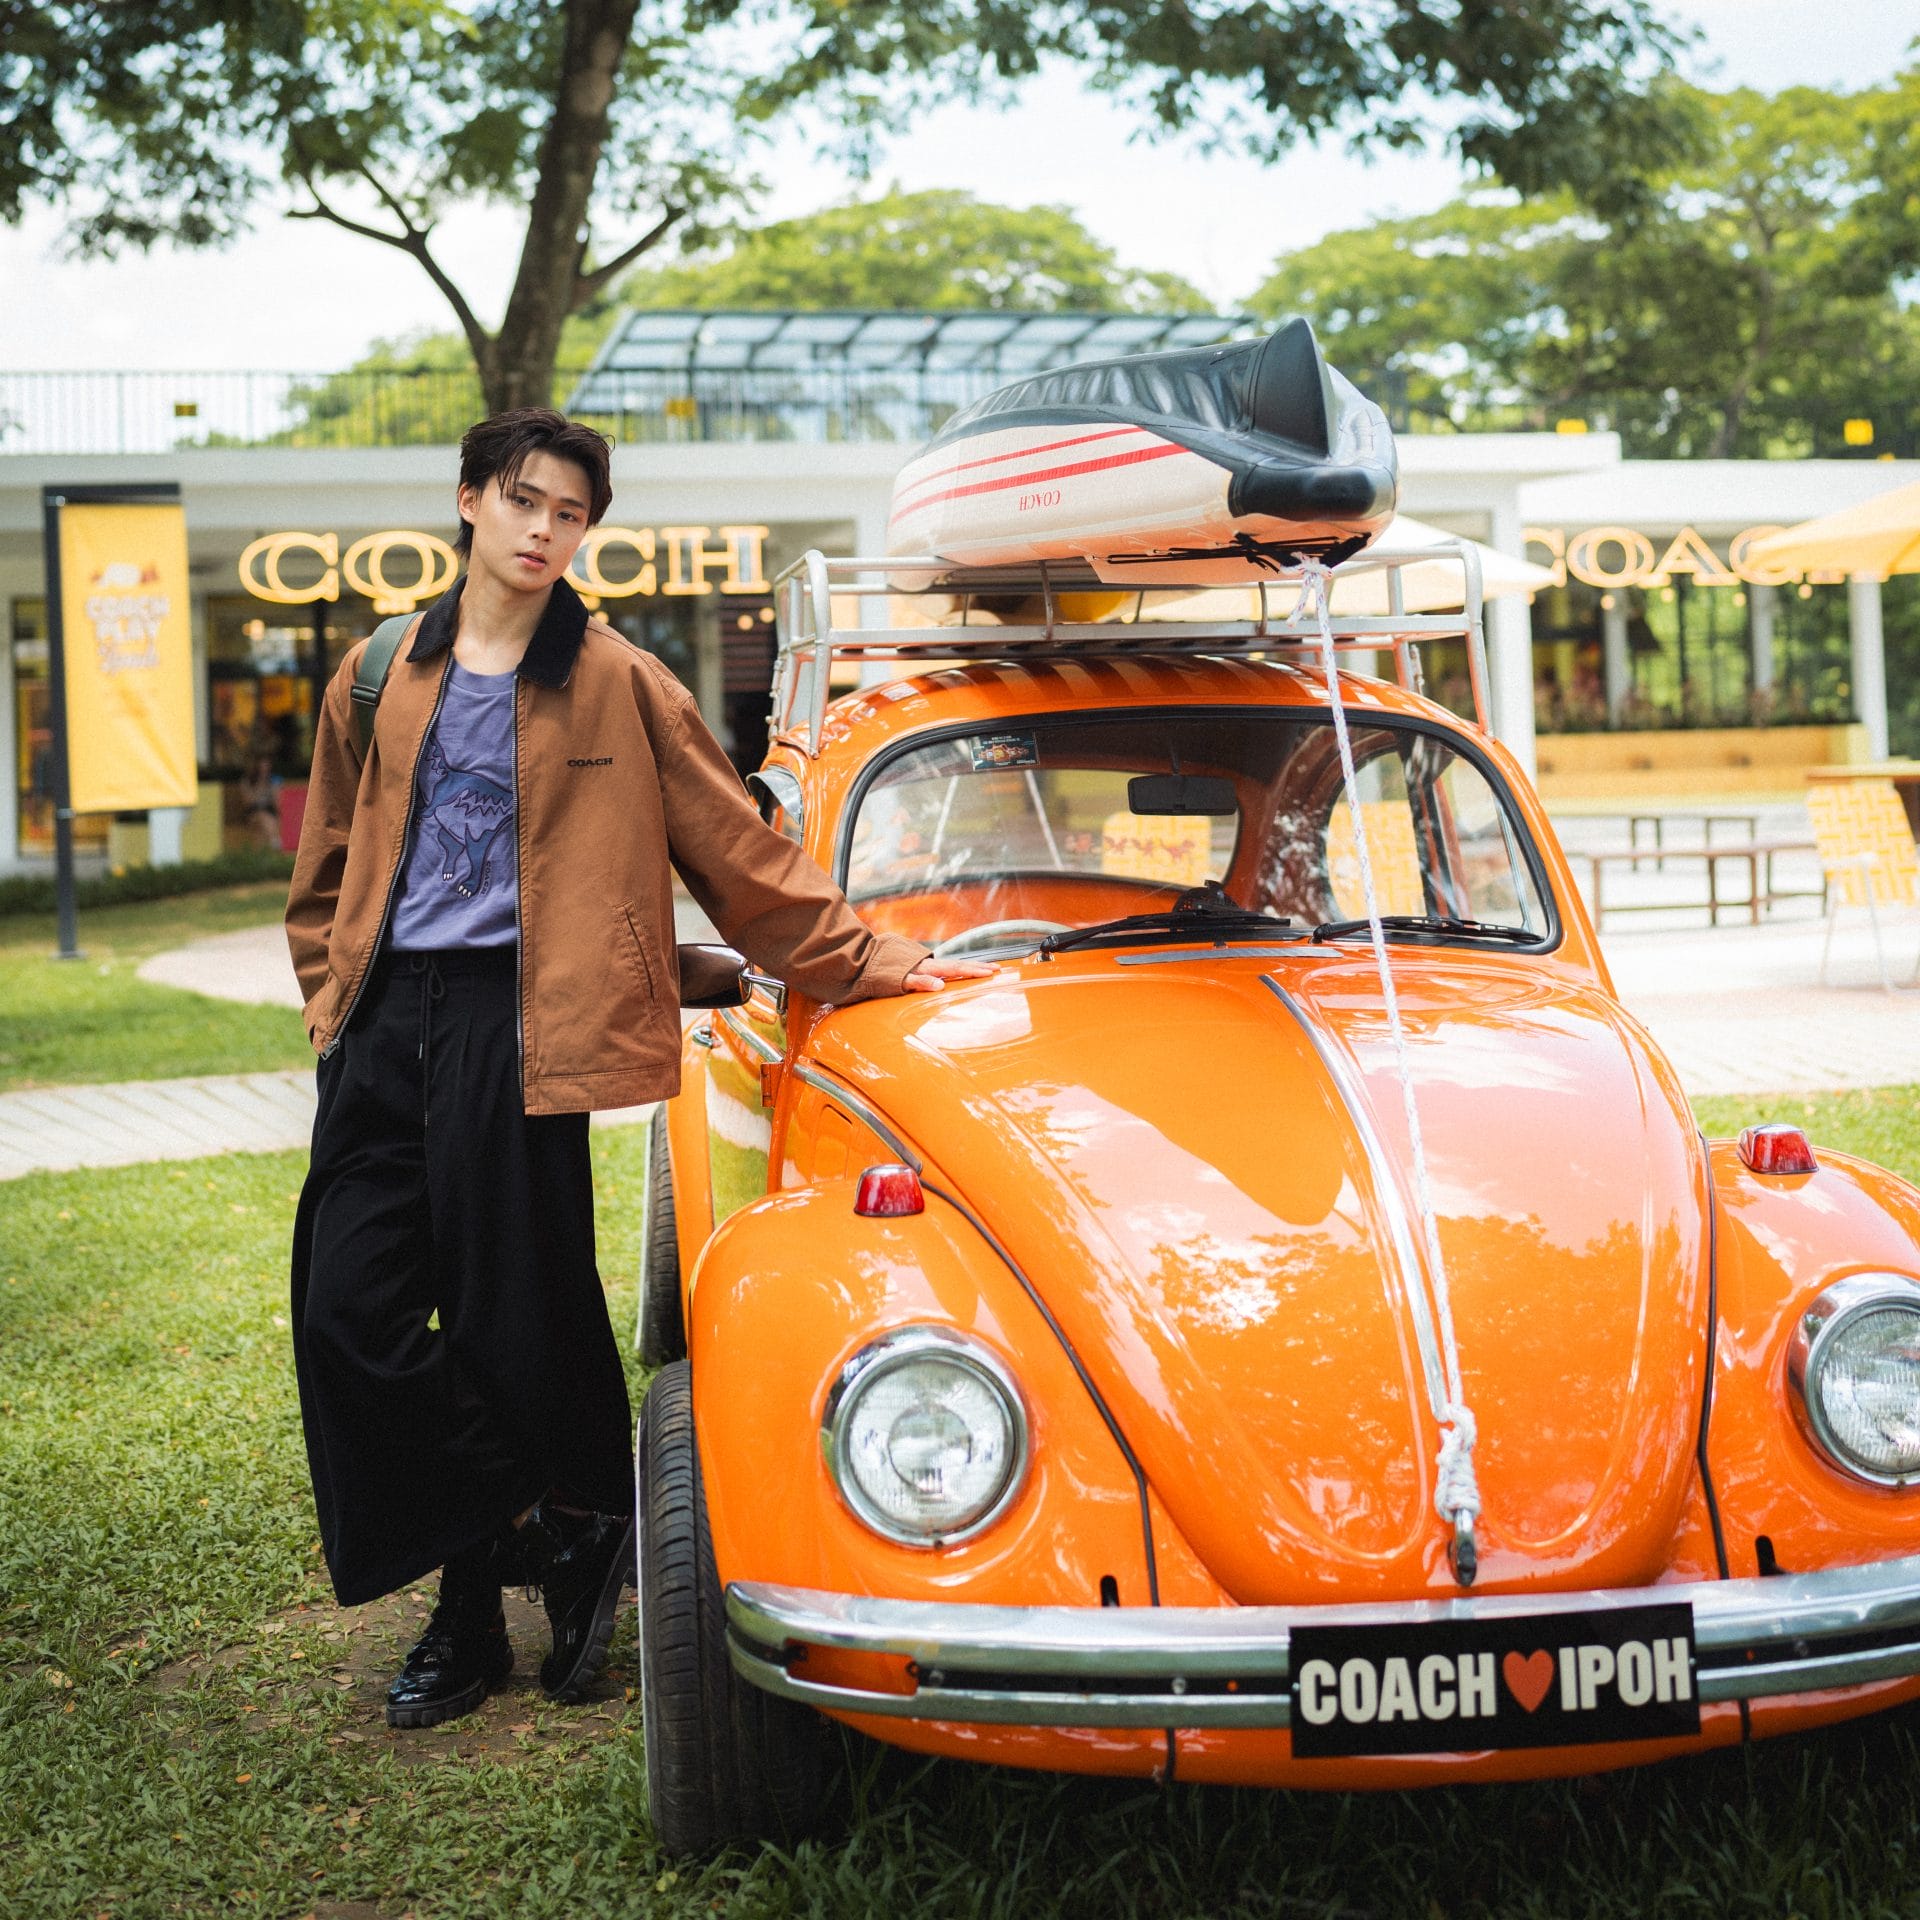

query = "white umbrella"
[1743, 479, 1920, 581]
[1139, 514, 1557, 622]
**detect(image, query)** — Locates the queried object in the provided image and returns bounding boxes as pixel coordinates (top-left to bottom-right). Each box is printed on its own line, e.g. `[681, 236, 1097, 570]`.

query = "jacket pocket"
[619, 904, 662, 1003]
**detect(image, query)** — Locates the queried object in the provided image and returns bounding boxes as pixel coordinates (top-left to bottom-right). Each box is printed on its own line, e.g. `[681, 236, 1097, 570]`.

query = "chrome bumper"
[725, 1554, 1920, 1728]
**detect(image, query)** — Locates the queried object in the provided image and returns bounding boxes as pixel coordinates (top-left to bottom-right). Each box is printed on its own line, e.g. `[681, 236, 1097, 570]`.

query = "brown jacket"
[286, 576, 928, 1114]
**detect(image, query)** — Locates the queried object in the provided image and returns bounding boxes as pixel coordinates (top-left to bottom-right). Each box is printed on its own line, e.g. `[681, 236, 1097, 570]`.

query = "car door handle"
[743, 967, 789, 1018]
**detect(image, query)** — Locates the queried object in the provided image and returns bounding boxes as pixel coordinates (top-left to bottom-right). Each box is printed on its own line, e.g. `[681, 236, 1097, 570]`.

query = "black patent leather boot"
[505, 1499, 636, 1702]
[384, 1538, 513, 1729]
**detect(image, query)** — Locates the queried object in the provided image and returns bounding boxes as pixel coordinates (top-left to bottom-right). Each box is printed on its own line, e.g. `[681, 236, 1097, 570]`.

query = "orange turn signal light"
[855, 1163, 925, 1216]
[1737, 1124, 1818, 1177]
[791, 1644, 919, 1696]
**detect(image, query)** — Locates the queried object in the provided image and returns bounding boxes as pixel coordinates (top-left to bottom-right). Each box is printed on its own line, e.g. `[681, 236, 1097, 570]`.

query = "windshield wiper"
[1040, 908, 1297, 956]
[1311, 913, 1541, 946]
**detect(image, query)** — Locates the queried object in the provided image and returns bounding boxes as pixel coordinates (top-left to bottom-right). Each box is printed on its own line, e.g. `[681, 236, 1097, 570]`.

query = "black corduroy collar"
[408, 571, 590, 689]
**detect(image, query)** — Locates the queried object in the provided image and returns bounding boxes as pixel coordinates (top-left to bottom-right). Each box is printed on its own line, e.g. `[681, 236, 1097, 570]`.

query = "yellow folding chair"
[1100, 811, 1214, 887]
[1325, 798, 1426, 920]
[1804, 780, 1920, 991]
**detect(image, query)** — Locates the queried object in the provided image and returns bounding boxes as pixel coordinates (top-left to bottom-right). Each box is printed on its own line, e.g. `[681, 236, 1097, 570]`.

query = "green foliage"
[273, 189, 1212, 443]
[0, 884, 307, 1090]
[1253, 72, 1920, 459]
[610, 189, 1211, 315]
[0, 851, 293, 921]
[754, 1, 1691, 214]
[9, 1100, 1920, 1912]
[0, 1132, 660, 1918]
[273, 330, 491, 449]
[1694, 1083, 1920, 1171]
[3, 0, 1687, 408]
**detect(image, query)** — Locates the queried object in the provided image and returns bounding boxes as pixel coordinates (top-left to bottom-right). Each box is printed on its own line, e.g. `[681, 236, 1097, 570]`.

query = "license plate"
[1288, 1603, 1699, 1757]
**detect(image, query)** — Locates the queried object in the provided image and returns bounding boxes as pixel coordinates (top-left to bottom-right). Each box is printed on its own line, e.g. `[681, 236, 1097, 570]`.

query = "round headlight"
[1788, 1274, 1920, 1485]
[822, 1329, 1028, 1545]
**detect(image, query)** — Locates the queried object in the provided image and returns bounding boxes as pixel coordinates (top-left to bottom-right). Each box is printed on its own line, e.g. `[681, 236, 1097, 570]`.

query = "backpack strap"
[348, 614, 414, 762]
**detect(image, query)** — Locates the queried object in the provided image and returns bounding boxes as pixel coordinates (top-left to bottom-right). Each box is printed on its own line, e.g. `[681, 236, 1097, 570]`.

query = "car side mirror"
[1128, 773, 1237, 816]
[677, 943, 750, 1009]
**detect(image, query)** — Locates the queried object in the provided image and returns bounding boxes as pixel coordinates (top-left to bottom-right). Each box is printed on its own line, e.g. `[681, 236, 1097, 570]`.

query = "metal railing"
[0, 363, 1418, 456]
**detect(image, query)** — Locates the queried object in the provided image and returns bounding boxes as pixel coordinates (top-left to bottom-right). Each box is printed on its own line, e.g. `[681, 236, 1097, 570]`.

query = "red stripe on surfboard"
[892, 426, 1151, 508]
[890, 442, 1189, 526]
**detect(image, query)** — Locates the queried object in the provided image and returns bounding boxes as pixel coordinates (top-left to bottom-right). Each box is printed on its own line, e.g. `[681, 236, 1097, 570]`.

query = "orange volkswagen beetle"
[633, 547, 1920, 1856]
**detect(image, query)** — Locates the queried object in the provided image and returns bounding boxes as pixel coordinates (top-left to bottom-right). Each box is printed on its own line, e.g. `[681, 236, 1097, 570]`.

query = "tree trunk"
[485, 0, 642, 414]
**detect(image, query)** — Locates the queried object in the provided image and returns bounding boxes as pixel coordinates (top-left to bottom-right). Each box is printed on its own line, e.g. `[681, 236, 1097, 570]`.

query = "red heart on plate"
[1503, 1649, 1555, 1713]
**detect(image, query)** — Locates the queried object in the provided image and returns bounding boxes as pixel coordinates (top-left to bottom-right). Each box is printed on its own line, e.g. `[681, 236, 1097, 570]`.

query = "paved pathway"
[1606, 919, 1920, 1098]
[6, 894, 1920, 1182]
[0, 1072, 648, 1183]
[0, 1070, 319, 1182]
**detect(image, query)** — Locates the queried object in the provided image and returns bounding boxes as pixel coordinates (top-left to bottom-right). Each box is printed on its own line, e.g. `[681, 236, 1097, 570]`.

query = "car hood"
[813, 954, 1710, 1603]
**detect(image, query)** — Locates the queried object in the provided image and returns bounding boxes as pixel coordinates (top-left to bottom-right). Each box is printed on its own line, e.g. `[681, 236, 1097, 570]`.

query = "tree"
[4, 0, 1688, 414]
[270, 190, 1207, 443]
[1250, 72, 1920, 459]
[608, 189, 1208, 314]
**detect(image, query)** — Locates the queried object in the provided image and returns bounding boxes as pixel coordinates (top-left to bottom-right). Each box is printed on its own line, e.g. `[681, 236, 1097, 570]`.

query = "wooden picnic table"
[1620, 810, 1761, 866]
[1581, 838, 1821, 929]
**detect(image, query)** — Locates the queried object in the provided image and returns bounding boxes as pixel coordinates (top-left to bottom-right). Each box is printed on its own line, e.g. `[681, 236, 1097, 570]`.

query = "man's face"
[457, 448, 594, 593]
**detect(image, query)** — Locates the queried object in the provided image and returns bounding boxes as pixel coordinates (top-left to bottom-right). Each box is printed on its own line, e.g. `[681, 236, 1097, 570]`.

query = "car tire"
[636, 1117, 686, 1365]
[637, 1361, 836, 1857]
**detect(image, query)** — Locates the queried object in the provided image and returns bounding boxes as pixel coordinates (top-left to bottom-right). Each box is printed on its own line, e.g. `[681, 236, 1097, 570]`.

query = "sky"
[0, 0, 1912, 372]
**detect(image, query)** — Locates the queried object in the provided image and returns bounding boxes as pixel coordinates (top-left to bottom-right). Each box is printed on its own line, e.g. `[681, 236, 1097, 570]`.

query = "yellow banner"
[59, 501, 197, 812]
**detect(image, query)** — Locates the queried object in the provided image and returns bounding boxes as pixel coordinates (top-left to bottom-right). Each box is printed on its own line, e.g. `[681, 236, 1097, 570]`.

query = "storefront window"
[206, 596, 375, 777]
[11, 596, 110, 857]
[600, 599, 697, 692]
[1529, 575, 1857, 734]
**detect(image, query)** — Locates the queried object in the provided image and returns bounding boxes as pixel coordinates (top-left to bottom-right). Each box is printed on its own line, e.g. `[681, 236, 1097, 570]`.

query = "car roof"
[785, 653, 1474, 773]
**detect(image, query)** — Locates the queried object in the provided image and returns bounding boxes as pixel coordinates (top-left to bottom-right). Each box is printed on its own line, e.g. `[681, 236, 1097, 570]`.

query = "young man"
[286, 409, 987, 1728]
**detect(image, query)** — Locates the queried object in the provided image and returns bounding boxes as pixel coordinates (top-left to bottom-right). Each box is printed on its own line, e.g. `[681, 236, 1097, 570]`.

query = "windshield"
[841, 712, 1551, 954]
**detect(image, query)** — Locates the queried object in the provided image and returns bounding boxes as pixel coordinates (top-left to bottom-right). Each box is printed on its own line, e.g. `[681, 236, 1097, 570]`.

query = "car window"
[1278, 726, 1545, 930]
[841, 713, 1549, 951]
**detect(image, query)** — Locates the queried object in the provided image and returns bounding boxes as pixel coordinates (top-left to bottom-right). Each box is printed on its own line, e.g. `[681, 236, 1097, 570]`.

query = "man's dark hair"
[455, 408, 613, 557]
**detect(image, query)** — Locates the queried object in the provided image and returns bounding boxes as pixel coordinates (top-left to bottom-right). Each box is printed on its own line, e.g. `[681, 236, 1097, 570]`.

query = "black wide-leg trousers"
[290, 946, 634, 1607]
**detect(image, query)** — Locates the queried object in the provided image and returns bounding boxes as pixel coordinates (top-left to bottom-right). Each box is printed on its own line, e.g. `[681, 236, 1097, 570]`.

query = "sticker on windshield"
[971, 732, 1039, 771]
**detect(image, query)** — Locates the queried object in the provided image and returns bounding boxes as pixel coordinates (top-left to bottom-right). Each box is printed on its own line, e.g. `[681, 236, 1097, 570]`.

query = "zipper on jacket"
[321, 654, 452, 1057]
[511, 676, 527, 1086]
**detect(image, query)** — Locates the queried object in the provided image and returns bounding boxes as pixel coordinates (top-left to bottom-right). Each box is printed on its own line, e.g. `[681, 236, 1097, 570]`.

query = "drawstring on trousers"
[407, 953, 447, 1122]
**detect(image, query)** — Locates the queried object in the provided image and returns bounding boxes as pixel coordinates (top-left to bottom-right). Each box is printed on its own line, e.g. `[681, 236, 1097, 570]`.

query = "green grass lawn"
[8, 1100, 1920, 1917]
[0, 885, 309, 1091]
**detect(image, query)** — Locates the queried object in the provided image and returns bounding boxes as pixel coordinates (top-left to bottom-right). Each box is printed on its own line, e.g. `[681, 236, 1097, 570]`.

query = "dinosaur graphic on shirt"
[420, 734, 513, 898]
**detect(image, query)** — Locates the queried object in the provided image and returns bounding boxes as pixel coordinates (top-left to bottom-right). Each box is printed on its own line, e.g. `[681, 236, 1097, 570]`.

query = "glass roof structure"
[562, 308, 1259, 445]
[574, 308, 1252, 383]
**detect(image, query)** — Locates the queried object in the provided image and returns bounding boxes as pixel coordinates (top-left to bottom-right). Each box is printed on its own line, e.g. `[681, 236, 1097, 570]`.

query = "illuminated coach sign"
[1522, 524, 1841, 592]
[238, 524, 771, 613]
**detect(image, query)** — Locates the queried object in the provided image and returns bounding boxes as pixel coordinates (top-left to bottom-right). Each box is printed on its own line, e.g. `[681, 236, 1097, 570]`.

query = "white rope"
[1292, 563, 1482, 1558]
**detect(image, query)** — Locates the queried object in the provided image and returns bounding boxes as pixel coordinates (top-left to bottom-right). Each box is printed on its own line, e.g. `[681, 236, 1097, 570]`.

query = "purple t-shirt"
[389, 661, 519, 950]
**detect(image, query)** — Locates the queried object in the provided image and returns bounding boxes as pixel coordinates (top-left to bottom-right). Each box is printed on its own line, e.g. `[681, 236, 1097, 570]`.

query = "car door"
[702, 973, 787, 1226]
[701, 765, 804, 1224]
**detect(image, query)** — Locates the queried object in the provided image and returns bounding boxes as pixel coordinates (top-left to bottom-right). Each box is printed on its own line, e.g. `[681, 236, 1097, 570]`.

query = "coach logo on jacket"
[567, 756, 614, 768]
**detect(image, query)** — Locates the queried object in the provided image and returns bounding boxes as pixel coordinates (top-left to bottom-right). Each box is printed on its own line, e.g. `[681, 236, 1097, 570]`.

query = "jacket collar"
[408, 571, 589, 689]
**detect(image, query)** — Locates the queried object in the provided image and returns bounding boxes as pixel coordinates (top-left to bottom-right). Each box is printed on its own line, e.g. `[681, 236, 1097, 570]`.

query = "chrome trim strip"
[1260, 975, 1449, 1416]
[1115, 945, 1313, 965]
[717, 1005, 785, 1066]
[726, 1553, 1920, 1727]
[791, 1063, 922, 1171]
[729, 1644, 1260, 1727]
[1698, 1641, 1920, 1702]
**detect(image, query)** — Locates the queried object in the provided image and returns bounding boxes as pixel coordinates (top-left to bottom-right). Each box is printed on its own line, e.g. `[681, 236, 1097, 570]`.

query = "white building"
[0, 319, 1911, 871]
